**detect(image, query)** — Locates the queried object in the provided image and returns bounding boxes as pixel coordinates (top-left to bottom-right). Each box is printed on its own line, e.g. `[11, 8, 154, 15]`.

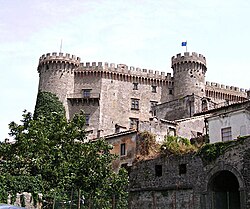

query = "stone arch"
[204, 164, 246, 209]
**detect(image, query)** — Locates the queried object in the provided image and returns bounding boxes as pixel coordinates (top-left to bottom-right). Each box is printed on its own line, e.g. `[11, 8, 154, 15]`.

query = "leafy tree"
[34, 91, 65, 119]
[0, 91, 128, 208]
[161, 135, 198, 155]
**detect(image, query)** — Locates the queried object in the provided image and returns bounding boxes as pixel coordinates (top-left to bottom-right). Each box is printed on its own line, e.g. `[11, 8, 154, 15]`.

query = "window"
[133, 83, 138, 90]
[152, 85, 157, 93]
[202, 100, 208, 111]
[221, 127, 232, 141]
[84, 114, 90, 125]
[131, 98, 139, 110]
[150, 101, 158, 111]
[130, 118, 139, 130]
[179, 164, 187, 175]
[83, 89, 91, 97]
[168, 127, 176, 136]
[169, 89, 173, 95]
[155, 165, 162, 177]
[120, 143, 126, 156]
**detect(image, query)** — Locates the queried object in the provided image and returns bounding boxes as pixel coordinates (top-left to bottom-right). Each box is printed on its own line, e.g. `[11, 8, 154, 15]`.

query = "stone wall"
[129, 137, 250, 209]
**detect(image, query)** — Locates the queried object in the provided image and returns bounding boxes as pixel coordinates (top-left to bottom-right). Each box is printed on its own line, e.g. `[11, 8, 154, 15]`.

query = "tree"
[0, 92, 128, 208]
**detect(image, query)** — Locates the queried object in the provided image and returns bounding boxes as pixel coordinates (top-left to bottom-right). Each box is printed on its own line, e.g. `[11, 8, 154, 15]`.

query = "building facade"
[37, 52, 249, 140]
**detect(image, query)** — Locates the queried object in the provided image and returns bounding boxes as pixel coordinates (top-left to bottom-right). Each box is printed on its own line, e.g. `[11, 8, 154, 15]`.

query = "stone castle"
[37, 51, 249, 139]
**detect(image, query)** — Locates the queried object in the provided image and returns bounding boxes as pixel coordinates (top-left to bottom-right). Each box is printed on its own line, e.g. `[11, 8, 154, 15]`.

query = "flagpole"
[186, 40, 187, 52]
[60, 39, 63, 53]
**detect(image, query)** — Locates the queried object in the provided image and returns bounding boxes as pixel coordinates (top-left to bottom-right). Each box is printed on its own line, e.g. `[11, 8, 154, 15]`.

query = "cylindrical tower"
[171, 52, 207, 99]
[37, 52, 81, 118]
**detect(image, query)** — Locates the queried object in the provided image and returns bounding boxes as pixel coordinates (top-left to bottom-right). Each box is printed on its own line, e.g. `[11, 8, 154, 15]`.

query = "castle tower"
[37, 52, 81, 118]
[171, 52, 207, 99]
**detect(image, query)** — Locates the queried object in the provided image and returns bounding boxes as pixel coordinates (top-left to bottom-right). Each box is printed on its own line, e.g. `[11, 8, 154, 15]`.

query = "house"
[199, 101, 250, 143]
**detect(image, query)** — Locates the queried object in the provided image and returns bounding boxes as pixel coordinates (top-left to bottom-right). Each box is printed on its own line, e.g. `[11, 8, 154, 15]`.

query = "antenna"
[60, 39, 63, 53]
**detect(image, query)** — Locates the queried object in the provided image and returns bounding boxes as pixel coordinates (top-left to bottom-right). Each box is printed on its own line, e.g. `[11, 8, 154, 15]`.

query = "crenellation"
[166, 73, 171, 80]
[37, 51, 248, 142]
[171, 52, 206, 66]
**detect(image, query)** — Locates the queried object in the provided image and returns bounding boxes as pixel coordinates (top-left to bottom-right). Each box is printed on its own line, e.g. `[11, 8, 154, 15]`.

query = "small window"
[169, 89, 173, 95]
[169, 127, 176, 136]
[155, 165, 162, 177]
[130, 118, 139, 130]
[120, 143, 126, 156]
[84, 114, 90, 125]
[202, 100, 208, 111]
[221, 127, 232, 141]
[133, 83, 138, 90]
[150, 101, 158, 111]
[131, 98, 139, 110]
[83, 89, 91, 97]
[84, 114, 90, 126]
[179, 164, 187, 175]
[152, 85, 157, 93]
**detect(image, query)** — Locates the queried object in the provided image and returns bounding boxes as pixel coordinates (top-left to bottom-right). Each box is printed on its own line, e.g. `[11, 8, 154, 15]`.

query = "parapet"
[171, 52, 206, 66]
[206, 81, 248, 93]
[38, 52, 81, 66]
[77, 62, 172, 81]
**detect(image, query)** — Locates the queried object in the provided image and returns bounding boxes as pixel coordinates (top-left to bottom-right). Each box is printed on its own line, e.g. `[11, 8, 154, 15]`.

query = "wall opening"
[210, 170, 240, 209]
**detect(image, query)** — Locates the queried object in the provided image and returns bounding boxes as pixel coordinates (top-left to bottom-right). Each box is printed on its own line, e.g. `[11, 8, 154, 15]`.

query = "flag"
[181, 41, 187, 46]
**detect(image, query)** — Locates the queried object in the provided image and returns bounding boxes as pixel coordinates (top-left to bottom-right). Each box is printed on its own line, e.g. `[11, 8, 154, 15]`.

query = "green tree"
[0, 92, 128, 208]
[34, 91, 65, 119]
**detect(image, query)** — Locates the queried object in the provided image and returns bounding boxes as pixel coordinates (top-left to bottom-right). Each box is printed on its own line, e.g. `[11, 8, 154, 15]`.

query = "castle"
[37, 51, 249, 140]
[37, 52, 250, 208]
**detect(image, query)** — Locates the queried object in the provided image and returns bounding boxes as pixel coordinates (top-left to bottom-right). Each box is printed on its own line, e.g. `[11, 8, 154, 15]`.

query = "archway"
[209, 170, 240, 209]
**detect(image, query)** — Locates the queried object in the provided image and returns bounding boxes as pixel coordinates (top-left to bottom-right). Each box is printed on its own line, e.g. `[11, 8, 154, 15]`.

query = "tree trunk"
[77, 189, 81, 209]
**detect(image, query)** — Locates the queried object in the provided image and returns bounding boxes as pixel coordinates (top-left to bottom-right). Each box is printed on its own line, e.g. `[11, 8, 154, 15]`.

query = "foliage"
[196, 139, 243, 164]
[34, 91, 65, 119]
[160, 135, 198, 155]
[0, 109, 128, 208]
[137, 131, 160, 157]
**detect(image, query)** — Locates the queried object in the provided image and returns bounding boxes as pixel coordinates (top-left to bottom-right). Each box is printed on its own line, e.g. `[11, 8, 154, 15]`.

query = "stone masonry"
[128, 137, 250, 209]
[37, 52, 249, 140]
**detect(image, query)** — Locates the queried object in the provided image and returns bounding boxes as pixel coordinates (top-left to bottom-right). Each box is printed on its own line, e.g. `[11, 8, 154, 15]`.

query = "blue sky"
[0, 0, 249, 140]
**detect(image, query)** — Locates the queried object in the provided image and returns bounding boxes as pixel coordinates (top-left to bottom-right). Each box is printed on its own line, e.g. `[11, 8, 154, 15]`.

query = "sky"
[0, 0, 250, 140]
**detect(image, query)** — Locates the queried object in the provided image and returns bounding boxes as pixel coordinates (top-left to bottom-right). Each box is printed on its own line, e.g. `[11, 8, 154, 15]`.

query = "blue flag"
[182, 41, 187, 46]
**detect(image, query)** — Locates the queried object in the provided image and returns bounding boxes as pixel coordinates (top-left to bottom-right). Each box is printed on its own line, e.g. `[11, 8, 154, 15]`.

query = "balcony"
[67, 93, 100, 106]
[67, 93, 100, 99]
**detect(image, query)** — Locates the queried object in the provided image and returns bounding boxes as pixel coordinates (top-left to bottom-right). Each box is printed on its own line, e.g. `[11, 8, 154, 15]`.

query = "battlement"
[206, 81, 248, 93]
[77, 62, 172, 80]
[39, 52, 81, 65]
[171, 52, 206, 66]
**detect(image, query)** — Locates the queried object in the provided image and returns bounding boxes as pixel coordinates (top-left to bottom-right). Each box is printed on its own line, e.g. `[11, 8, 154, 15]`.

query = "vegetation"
[136, 131, 160, 159]
[196, 139, 244, 164]
[0, 91, 128, 208]
[34, 91, 65, 119]
[160, 135, 198, 155]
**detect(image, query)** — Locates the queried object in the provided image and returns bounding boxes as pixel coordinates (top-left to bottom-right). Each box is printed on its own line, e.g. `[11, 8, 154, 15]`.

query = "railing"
[67, 93, 100, 99]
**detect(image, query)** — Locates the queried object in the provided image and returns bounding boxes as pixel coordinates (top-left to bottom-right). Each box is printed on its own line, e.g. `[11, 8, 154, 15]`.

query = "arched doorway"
[209, 170, 240, 209]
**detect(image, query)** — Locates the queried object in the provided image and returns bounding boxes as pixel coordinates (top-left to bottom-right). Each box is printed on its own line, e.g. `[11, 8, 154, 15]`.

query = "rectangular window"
[133, 83, 138, 90]
[131, 98, 139, 110]
[150, 101, 158, 111]
[221, 127, 232, 141]
[83, 89, 91, 97]
[130, 118, 139, 129]
[120, 143, 126, 156]
[84, 114, 90, 125]
[169, 89, 173, 95]
[152, 85, 157, 93]
[155, 165, 162, 177]
[179, 164, 187, 175]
